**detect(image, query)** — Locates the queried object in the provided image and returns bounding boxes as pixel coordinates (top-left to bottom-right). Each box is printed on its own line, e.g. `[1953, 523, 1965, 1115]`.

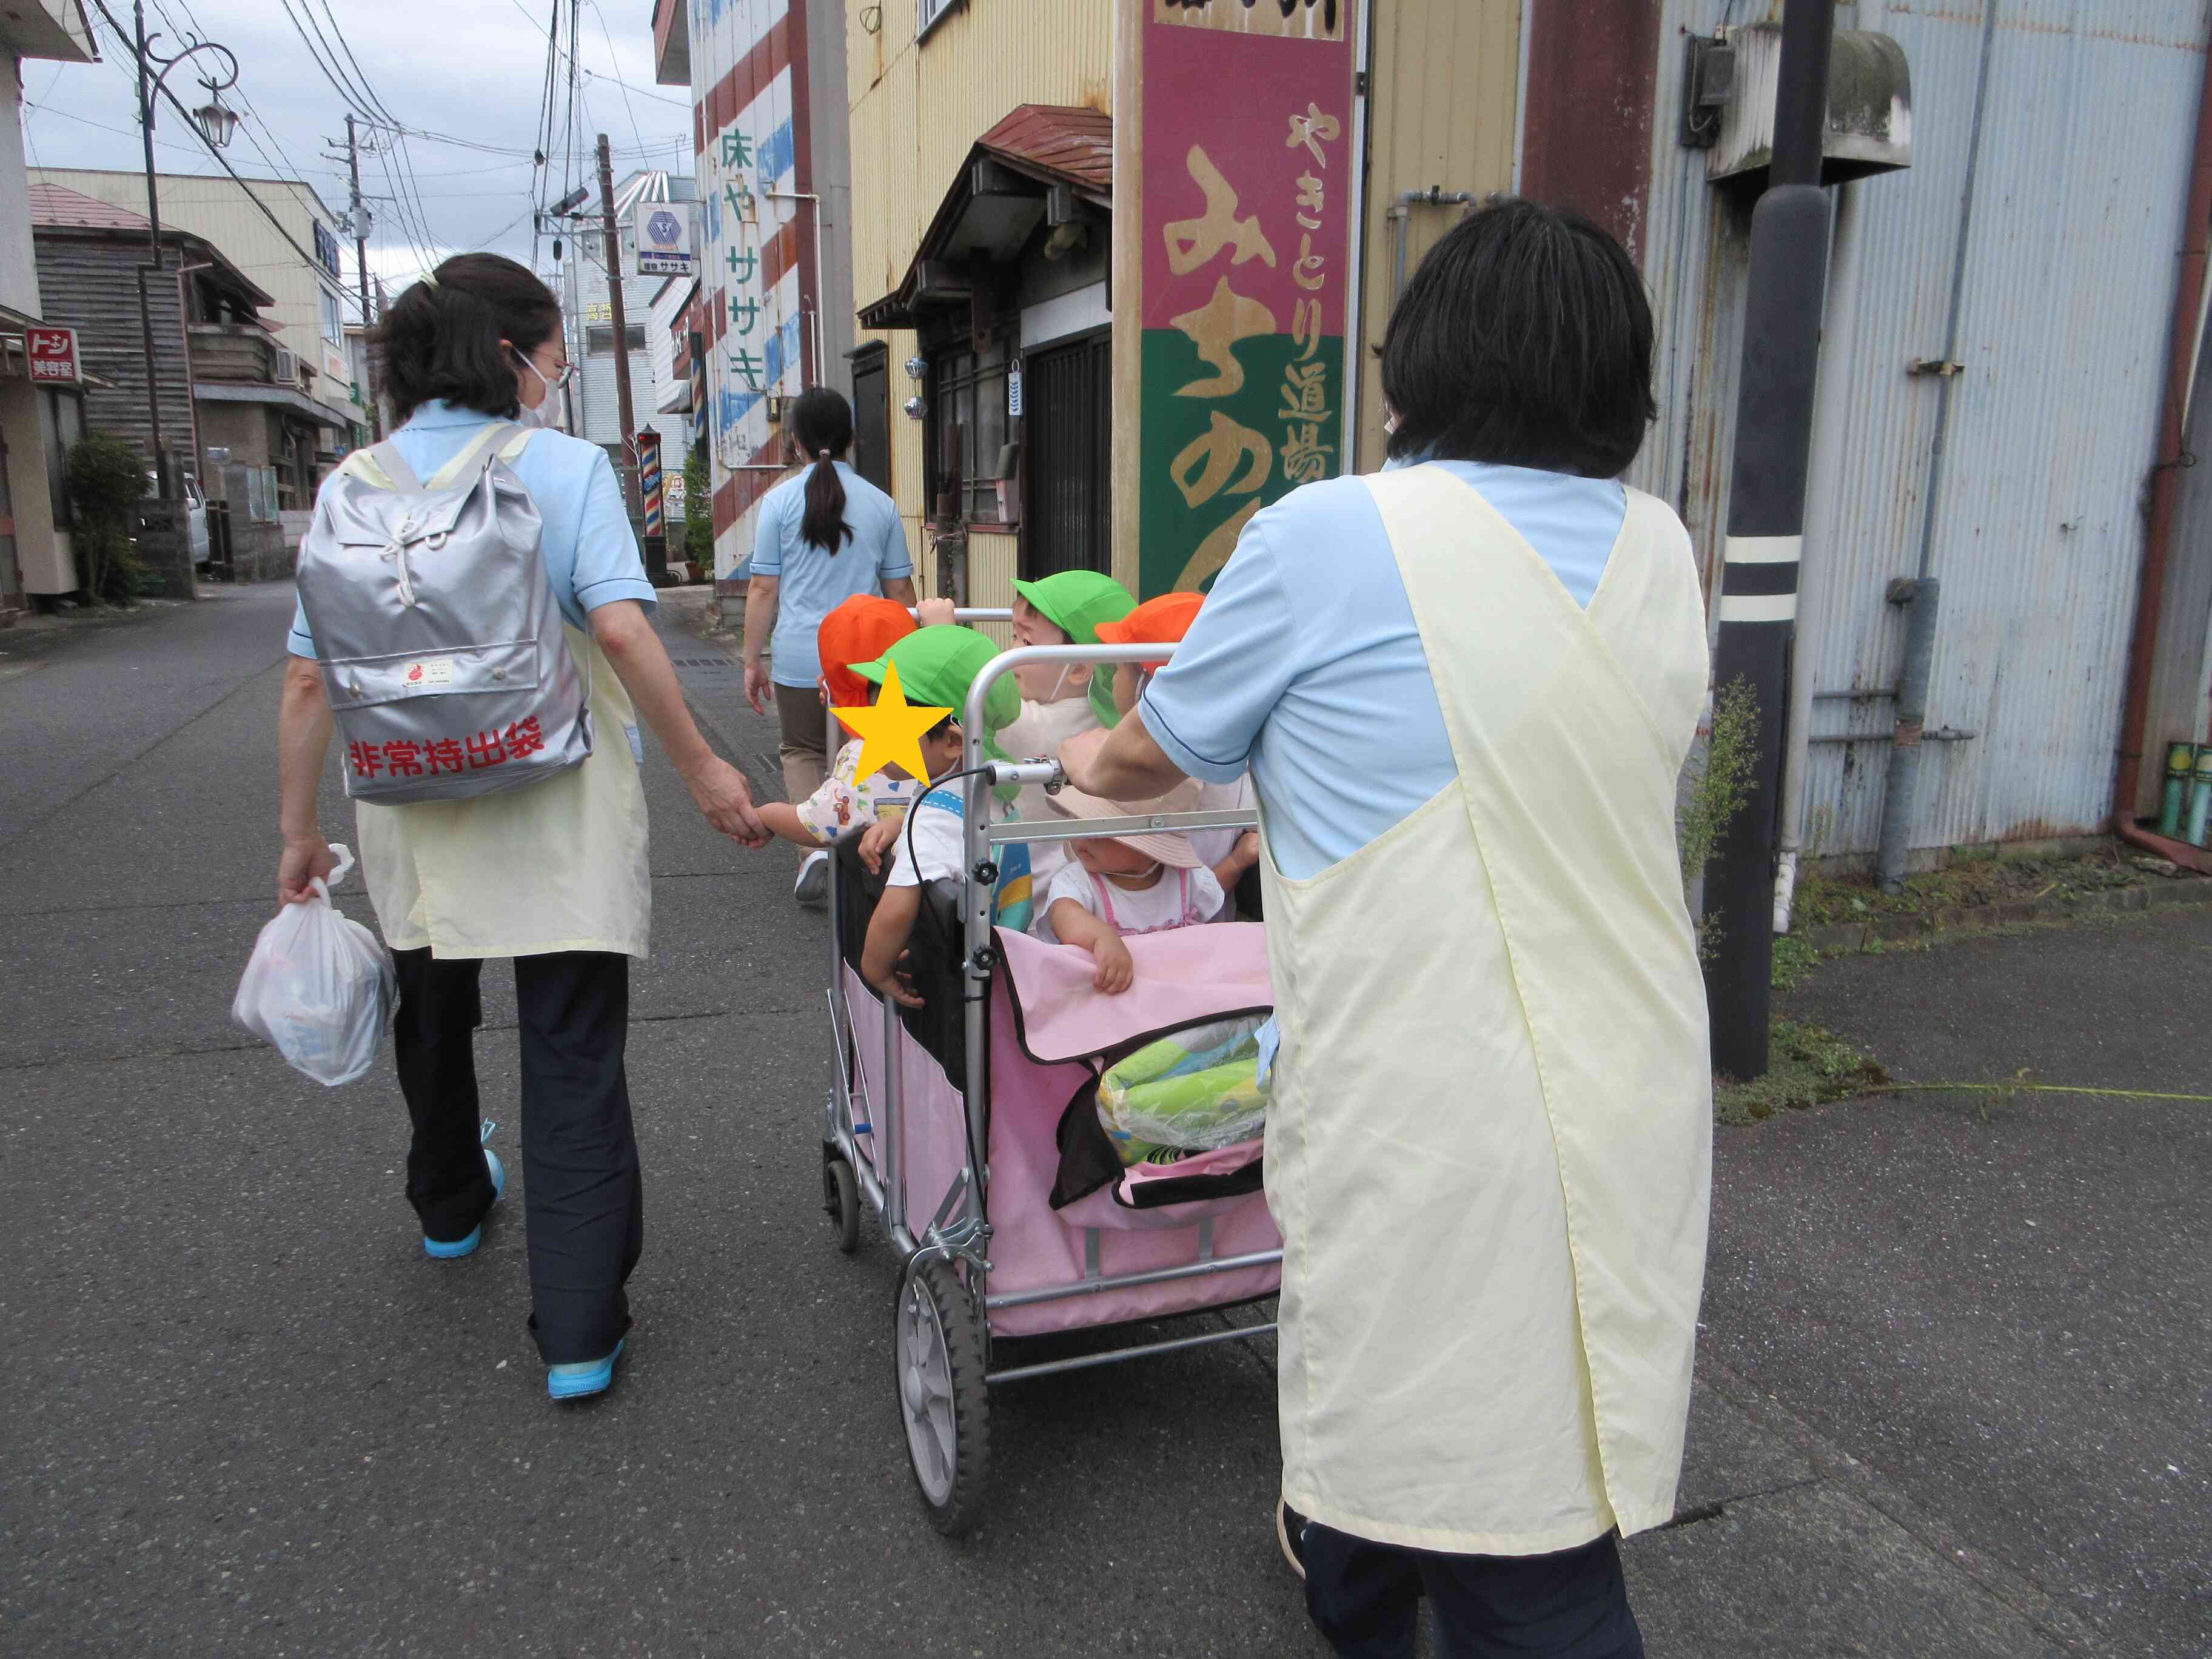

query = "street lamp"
[126, 0, 241, 499]
[190, 95, 238, 150]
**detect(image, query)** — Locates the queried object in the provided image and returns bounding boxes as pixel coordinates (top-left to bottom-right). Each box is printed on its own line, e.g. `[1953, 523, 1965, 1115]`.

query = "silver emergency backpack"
[295, 421, 591, 806]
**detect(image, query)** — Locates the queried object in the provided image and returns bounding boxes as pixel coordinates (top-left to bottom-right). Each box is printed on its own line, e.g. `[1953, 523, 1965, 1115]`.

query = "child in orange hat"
[756, 594, 954, 897]
[1095, 592, 1206, 721]
[1093, 591, 1259, 917]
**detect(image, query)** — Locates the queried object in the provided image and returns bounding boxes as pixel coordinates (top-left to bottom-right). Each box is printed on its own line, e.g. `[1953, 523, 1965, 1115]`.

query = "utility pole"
[343, 115, 380, 438]
[132, 0, 171, 499]
[340, 118, 380, 442]
[595, 133, 643, 523]
[1701, 0, 1836, 1081]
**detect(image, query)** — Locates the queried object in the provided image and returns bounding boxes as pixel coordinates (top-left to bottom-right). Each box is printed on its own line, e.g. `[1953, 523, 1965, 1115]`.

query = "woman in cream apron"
[273, 255, 768, 1403]
[1064, 201, 1709, 1658]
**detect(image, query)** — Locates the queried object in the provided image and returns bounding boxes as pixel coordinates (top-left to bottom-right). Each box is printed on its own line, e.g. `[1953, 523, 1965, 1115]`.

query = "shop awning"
[859, 104, 1111, 331]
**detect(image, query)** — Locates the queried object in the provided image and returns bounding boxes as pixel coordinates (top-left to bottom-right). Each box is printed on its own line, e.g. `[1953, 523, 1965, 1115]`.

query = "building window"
[318, 286, 344, 346]
[312, 221, 343, 279]
[588, 323, 647, 355]
[926, 332, 1011, 525]
[917, 0, 962, 41]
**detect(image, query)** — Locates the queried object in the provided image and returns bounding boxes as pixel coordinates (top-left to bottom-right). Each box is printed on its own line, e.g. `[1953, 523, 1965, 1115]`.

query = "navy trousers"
[1304, 1524, 1645, 1659]
[392, 948, 643, 1366]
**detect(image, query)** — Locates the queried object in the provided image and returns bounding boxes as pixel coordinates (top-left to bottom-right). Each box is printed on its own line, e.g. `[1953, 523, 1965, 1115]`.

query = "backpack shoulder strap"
[339, 440, 424, 493]
[425, 421, 525, 491]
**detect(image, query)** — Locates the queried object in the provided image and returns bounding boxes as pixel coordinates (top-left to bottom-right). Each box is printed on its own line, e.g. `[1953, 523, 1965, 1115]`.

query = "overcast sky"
[21, 0, 691, 302]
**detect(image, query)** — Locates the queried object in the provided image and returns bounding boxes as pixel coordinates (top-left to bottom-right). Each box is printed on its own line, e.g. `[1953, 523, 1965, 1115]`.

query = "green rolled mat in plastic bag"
[1098, 1015, 1268, 1166]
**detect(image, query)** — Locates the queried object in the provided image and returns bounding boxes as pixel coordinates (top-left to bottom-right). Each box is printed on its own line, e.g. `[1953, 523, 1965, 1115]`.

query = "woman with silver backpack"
[272, 254, 769, 1403]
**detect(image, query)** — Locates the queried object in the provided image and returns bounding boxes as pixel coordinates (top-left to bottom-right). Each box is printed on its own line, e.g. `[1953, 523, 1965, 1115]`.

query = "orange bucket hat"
[818, 594, 917, 713]
[1093, 591, 1205, 672]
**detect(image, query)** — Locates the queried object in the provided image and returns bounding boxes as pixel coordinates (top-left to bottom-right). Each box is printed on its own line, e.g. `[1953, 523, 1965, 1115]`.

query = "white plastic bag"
[232, 844, 395, 1086]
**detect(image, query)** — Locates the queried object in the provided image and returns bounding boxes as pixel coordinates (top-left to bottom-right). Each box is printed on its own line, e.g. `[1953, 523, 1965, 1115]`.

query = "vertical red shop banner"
[1117, 1, 1354, 597]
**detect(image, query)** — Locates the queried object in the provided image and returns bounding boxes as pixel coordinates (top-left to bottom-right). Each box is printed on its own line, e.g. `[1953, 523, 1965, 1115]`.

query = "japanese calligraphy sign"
[691, 0, 818, 575]
[1118, 0, 1355, 596]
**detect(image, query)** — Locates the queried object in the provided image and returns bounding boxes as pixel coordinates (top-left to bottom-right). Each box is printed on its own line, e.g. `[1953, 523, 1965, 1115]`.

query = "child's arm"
[1210, 831, 1261, 894]
[861, 886, 924, 1008]
[1047, 899, 1134, 994]
[756, 800, 830, 850]
[857, 808, 907, 875]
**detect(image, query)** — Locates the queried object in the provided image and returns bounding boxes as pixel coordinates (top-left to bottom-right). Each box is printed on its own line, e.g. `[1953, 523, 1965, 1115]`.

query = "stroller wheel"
[895, 1256, 990, 1535]
[822, 1153, 861, 1254]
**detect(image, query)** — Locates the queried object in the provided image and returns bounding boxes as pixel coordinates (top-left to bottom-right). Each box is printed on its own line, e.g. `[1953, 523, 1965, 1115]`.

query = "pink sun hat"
[1045, 776, 1207, 869]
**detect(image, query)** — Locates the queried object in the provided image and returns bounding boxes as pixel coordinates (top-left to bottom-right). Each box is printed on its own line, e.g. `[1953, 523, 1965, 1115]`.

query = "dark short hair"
[1379, 196, 1655, 478]
[371, 253, 562, 425]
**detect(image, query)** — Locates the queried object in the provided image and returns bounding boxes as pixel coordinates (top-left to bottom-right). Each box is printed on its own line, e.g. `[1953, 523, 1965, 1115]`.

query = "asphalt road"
[5, 583, 2206, 1656]
[2, 585, 1320, 1658]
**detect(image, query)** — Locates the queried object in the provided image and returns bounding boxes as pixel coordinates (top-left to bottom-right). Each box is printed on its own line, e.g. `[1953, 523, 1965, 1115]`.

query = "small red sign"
[25, 326, 80, 384]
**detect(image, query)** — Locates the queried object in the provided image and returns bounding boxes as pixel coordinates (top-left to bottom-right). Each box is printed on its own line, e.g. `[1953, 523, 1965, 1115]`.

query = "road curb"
[1798, 876, 2212, 956]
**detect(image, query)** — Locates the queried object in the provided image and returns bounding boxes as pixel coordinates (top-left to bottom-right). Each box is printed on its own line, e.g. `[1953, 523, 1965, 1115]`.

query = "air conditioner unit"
[273, 347, 299, 387]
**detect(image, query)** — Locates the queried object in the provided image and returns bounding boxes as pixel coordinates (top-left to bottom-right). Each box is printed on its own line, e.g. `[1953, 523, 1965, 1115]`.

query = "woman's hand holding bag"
[232, 844, 397, 1087]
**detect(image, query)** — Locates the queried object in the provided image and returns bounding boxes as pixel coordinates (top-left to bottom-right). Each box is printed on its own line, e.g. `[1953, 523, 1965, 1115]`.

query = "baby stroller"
[819, 617, 1282, 1534]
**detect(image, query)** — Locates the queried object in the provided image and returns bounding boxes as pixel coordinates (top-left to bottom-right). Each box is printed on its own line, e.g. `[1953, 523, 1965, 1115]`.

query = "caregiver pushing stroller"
[1062, 197, 1714, 1658]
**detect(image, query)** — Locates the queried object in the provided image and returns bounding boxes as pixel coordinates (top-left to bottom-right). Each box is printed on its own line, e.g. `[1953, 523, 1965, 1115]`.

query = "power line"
[588, 0, 648, 154]
[82, 0, 333, 284]
[153, 0, 321, 198]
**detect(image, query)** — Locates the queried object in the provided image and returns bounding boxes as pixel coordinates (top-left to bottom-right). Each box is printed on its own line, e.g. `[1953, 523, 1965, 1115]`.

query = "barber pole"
[638, 431, 664, 540]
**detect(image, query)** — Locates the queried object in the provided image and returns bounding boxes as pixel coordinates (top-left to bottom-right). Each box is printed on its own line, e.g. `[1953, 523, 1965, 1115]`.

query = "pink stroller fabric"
[842, 923, 1282, 1339]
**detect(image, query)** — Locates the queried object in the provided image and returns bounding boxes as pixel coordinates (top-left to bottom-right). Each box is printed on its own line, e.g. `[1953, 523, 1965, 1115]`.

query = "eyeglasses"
[514, 345, 577, 392]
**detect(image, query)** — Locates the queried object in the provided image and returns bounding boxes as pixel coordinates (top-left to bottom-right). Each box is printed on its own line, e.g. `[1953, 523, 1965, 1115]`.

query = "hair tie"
[816, 448, 831, 460]
[420, 271, 440, 290]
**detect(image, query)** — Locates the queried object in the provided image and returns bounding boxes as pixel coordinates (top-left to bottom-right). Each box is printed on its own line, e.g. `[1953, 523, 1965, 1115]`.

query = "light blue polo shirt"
[286, 400, 655, 657]
[1139, 459, 1626, 881]
[751, 460, 914, 689]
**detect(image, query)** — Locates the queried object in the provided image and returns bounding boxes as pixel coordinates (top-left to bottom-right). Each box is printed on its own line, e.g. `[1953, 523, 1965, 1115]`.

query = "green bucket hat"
[850, 624, 1019, 742]
[1011, 571, 1138, 729]
[1011, 571, 1136, 646]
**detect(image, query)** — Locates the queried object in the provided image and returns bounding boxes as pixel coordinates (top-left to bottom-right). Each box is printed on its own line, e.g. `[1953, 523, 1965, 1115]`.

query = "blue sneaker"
[423, 1122, 503, 1260]
[548, 1338, 625, 1402]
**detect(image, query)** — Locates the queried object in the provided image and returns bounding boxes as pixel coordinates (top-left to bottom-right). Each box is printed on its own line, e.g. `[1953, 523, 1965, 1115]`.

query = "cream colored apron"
[1261, 463, 1712, 1555]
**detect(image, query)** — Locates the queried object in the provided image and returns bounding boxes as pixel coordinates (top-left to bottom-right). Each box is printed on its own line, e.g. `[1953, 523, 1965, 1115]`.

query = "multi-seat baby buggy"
[816, 618, 1281, 1533]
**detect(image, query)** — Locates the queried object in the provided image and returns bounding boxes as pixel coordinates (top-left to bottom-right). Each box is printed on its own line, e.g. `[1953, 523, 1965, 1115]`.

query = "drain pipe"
[1874, 0, 1998, 894]
[1874, 577, 1942, 893]
[2111, 13, 2212, 876]
[1775, 181, 1867, 931]
[1389, 187, 1475, 306]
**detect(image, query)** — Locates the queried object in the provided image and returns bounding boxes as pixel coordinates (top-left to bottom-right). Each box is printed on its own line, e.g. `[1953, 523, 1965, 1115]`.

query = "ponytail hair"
[370, 253, 561, 425]
[791, 385, 856, 553]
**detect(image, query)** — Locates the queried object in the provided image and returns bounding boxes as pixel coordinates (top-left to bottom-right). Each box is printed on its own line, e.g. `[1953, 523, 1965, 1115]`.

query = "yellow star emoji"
[831, 660, 953, 788]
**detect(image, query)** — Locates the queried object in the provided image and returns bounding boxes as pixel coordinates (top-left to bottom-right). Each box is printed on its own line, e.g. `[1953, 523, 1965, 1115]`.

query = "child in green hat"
[1002, 570, 1138, 894]
[848, 625, 1030, 1008]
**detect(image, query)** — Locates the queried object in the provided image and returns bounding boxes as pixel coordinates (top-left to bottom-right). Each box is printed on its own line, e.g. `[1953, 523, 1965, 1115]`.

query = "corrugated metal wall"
[1640, 0, 2208, 859]
[845, 0, 1111, 598]
[1353, 0, 1521, 471]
